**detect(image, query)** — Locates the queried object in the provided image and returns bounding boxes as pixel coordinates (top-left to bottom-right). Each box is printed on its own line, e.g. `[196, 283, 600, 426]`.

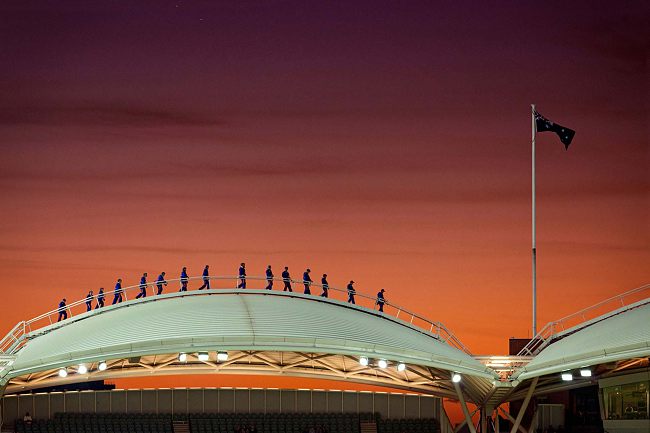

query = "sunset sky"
[1, 0, 647, 385]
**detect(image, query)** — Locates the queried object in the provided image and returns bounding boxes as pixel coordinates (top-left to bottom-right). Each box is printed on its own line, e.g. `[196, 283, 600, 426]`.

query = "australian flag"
[534, 110, 575, 150]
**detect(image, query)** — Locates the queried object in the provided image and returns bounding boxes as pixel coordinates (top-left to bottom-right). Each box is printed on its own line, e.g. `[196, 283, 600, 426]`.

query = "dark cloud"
[0, 102, 225, 127]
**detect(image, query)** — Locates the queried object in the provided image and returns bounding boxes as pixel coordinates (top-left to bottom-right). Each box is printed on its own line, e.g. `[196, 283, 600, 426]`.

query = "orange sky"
[0, 0, 648, 402]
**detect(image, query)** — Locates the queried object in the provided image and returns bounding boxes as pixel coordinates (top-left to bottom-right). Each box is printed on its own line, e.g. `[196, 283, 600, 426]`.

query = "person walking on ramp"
[96, 288, 105, 308]
[180, 267, 189, 291]
[136, 272, 148, 299]
[237, 262, 247, 288]
[321, 274, 329, 297]
[57, 298, 67, 321]
[347, 281, 356, 304]
[197, 265, 210, 290]
[156, 272, 167, 295]
[265, 265, 274, 290]
[85, 290, 94, 311]
[282, 266, 292, 292]
[112, 278, 123, 304]
[376, 288, 386, 312]
[303, 268, 312, 294]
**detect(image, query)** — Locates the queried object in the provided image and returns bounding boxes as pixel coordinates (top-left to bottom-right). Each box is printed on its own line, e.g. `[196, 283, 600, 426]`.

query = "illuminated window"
[604, 381, 648, 420]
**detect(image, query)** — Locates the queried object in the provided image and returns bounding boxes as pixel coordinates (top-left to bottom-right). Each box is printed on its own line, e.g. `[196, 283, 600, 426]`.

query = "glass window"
[605, 381, 649, 420]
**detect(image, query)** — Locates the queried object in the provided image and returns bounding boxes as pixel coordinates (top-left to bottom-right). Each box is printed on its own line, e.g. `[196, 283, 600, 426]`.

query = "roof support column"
[0, 383, 6, 430]
[498, 407, 527, 433]
[453, 380, 477, 433]
[509, 377, 538, 433]
[480, 407, 488, 433]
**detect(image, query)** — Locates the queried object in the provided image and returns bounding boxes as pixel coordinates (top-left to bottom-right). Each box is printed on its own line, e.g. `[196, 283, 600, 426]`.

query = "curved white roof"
[515, 300, 650, 380]
[7, 291, 495, 381]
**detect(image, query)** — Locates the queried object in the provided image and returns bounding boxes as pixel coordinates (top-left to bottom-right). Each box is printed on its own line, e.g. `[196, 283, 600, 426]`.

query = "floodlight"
[198, 352, 210, 362]
[217, 352, 229, 361]
[452, 373, 462, 383]
[397, 363, 406, 372]
[98, 362, 107, 371]
[561, 372, 573, 381]
[580, 369, 592, 377]
[378, 359, 388, 369]
[178, 353, 188, 362]
[359, 356, 369, 366]
[78, 364, 88, 374]
[58, 368, 68, 378]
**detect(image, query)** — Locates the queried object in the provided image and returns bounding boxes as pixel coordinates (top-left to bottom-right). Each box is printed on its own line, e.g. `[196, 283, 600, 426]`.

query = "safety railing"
[0, 321, 26, 354]
[517, 283, 650, 357]
[0, 274, 471, 356]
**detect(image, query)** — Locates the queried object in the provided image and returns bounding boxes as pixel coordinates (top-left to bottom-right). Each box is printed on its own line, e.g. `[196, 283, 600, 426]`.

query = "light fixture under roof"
[198, 352, 209, 362]
[397, 363, 406, 372]
[561, 372, 573, 381]
[217, 352, 229, 362]
[580, 369, 592, 377]
[58, 368, 68, 378]
[377, 359, 388, 369]
[452, 373, 462, 383]
[78, 364, 88, 374]
[178, 353, 188, 362]
[359, 356, 369, 366]
[98, 361, 107, 371]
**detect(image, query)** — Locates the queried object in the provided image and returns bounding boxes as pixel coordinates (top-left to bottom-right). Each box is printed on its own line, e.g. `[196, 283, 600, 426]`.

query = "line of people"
[56, 264, 387, 322]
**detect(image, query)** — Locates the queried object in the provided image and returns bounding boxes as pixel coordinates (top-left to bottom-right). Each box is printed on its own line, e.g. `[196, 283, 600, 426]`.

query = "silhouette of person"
[303, 268, 312, 294]
[96, 288, 105, 309]
[57, 298, 67, 321]
[156, 272, 167, 295]
[347, 281, 356, 304]
[237, 262, 246, 288]
[180, 267, 189, 291]
[136, 272, 148, 299]
[85, 290, 94, 311]
[282, 266, 292, 292]
[376, 288, 386, 312]
[321, 274, 329, 298]
[265, 265, 274, 290]
[197, 265, 210, 290]
[112, 279, 123, 304]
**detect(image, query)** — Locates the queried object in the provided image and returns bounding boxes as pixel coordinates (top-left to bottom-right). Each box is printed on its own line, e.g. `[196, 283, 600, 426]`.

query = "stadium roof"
[513, 299, 650, 381]
[1, 290, 497, 398]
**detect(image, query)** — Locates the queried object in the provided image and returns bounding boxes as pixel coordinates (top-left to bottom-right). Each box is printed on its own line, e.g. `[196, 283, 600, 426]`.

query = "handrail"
[0, 274, 471, 356]
[517, 283, 650, 357]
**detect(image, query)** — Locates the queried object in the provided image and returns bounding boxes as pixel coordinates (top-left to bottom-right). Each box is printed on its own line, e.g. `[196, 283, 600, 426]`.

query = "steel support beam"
[453, 381, 477, 433]
[509, 377, 538, 433]
[498, 407, 526, 433]
[0, 383, 6, 430]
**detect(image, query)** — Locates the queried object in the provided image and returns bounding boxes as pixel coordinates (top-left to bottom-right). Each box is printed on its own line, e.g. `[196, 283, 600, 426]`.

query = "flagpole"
[531, 103, 537, 337]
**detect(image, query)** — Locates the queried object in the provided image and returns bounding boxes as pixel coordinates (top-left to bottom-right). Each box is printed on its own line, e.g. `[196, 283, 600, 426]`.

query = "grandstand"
[1, 274, 648, 433]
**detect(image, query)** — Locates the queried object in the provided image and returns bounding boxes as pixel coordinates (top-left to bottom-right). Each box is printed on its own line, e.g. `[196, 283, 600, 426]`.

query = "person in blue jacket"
[347, 281, 356, 304]
[136, 272, 148, 299]
[320, 274, 329, 298]
[57, 298, 67, 322]
[237, 262, 246, 288]
[197, 265, 210, 290]
[180, 267, 189, 291]
[85, 290, 94, 311]
[376, 288, 386, 312]
[112, 278, 123, 304]
[95, 288, 105, 308]
[303, 268, 312, 294]
[156, 272, 167, 295]
[282, 266, 292, 292]
[265, 265, 274, 290]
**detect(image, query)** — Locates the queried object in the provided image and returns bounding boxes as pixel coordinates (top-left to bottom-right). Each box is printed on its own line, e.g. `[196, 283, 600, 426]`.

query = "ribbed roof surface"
[516, 300, 650, 380]
[9, 291, 494, 379]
